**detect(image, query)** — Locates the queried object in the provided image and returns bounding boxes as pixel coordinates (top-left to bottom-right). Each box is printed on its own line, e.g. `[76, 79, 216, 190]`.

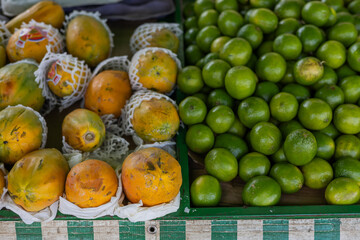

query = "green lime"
[196, 25, 221, 52]
[193, 92, 207, 103]
[242, 176, 281, 206]
[250, 0, 276, 8]
[177, 66, 204, 94]
[315, 85, 345, 110]
[334, 158, 360, 185]
[296, 24, 325, 53]
[282, 83, 311, 102]
[207, 89, 234, 109]
[196, 58, 206, 68]
[202, 59, 231, 88]
[185, 28, 199, 46]
[237, 24, 263, 49]
[273, 33, 302, 60]
[247, 8, 279, 34]
[198, 9, 219, 29]
[323, 7, 337, 28]
[238, 97, 270, 128]
[224, 66, 257, 100]
[270, 92, 299, 122]
[227, 117, 247, 137]
[301, 1, 330, 27]
[191, 175, 221, 207]
[205, 148, 238, 182]
[275, 18, 301, 36]
[211, 36, 231, 53]
[347, 42, 360, 72]
[185, 45, 204, 65]
[179, 96, 207, 125]
[206, 105, 235, 134]
[318, 123, 341, 139]
[336, 64, 357, 80]
[280, 61, 296, 84]
[274, 0, 305, 20]
[349, 0, 360, 14]
[328, 22, 358, 47]
[335, 135, 360, 159]
[311, 65, 338, 90]
[203, 52, 219, 65]
[271, 145, 287, 163]
[279, 120, 303, 138]
[186, 124, 215, 154]
[185, 16, 198, 30]
[340, 76, 360, 104]
[214, 133, 248, 159]
[298, 98, 332, 131]
[183, 2, 195, 18]
[270, 162, 304, 193]
[334, 104, 360, 134]
[316, 40, 346, 69]
[245, 54, 258, 69]
[250, 122, 282, 155]
[256, 40, 273, 56]
[336, 12, 355, 24]
[256, 52, 286, 82]
[218, 10, 244, 37]
[219, 38, 252, 66]
[284, 129, 317, 166]
[354, 14, 360, 31]
[239, 152, 271, 182]
[301, 157, 333, 189]
[254, 81, 280, 102]
[321, 0, 343, 12]
[194, 0, 215, 17]
[325, 177, 360, 205]
[294, 57, 324, 86]
[215, 0, 239, 12]
[313, 132, 335, 160]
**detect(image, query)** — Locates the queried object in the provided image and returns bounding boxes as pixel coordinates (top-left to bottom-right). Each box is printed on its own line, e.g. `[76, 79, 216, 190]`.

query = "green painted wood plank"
[314, 219, 340, 240]
[118, 221, 145, 240]
[67, 221, 94, 240]
[263, 219, 289, 240]
[160, 220, 186, 240]
[15, 222, 42, 240]
[211, 220, 237, 240]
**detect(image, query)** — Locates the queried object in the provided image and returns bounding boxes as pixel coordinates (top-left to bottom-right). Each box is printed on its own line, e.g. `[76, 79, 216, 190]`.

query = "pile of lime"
[180, 0, 360, 207]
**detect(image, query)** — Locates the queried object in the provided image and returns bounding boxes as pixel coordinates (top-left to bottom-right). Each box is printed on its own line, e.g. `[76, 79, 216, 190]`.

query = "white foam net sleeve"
[130, 23, 182, 54]
[0, 20, 11, 45]
[5, 104, 48, 149]
[128, 47, 182, 93]
[0, 164, 7, 210]
[34, 49, 92, 112]
[90, 56, 131, 80]
[63, 10, 114, 57]
[20, 20, 65, 54]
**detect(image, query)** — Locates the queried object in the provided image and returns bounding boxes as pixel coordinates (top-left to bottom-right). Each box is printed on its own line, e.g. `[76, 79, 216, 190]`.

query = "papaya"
[147, 28, 179, 53]
[66, 15, 111, 67]
[7, 148, 69, 212]
[5, 1, 65, 33]
[121, 147, 182, 206]
[0, 46, 6, 68]
[0, 169, 5, 197]
[135, 49, 178, 94]
[62, 109, 106, 152]
[0, 105, 45, 165]
[132, 97, 180, 142]
[84, 70, 132, 118]
[0, 61, 44, 111]
[65, 159, 118, 208]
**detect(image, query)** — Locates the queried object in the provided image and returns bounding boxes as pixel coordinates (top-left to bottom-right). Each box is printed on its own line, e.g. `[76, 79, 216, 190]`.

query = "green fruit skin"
[318, 123, 340, 139]
[238, 97, 270, 128]
[207, 89, 234, 109]
[237, 24, 263, 49]
[274, 0, 305, 20]
[196, 25, 221, 52]
[185, 45, 203, 65]
[214, 133, 249, 159]
[205, 148, 239, 182]
[271, 145, 287, 163]
[333, 158, 360, 186]
[301, 1, 330, 27]
[225, 66, 257, 100]
[311, 65, 338, 91]
[294, 57, 324, 86]
[316, 40, 347, 69]
[334, 135, 360, 159]
[270, 92, 299, 122]
[219, 38, 253, 66]
[340, 75, 360, 104]
[296, 24, 325, 53]
[177, 66, 204, 95]
[254, 81, 280, 102]
[247, 8, 279, 34]
[275, 18, 302, 36]
[282, 83, 311, 102]
[313, 132, 335, 161]
[198, 9, 219, 29]
[255, 52, 287, 82]
[336, 64, 357, 80]
[191, 175, 222, 207]
[202, 59, 231, 88]
[227, 117, 247, 137]
[325, 177, 360, 205]
[250, 122, 282, 155]
[206, 105, 235, 134]
[347, 42, 360, 72]
[328, 22, 358, 47]
[314, 84, 344, 110]
[242, 176, 282, 206]
[217, 10, 244, 37]
[279, 120, 303, 138]
[238, 152, 271, 182]
[284, 129, 317, 166]
[301, 158, 334, 189]
[270, 162, 304, 194]
[179, 96, 207, 125]
[273, 33, 302, 60]
[186, 124, 215, 154]
[334, 104, 360, 134]
[298, 98, 333, 131]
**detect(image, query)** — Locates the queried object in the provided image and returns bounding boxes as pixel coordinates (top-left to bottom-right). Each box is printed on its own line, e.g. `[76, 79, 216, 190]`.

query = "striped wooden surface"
[1, 219, 360, 239]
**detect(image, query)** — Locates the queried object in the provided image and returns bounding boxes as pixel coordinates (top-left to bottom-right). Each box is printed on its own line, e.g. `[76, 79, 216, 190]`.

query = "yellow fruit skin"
[7, 148, 69, 212]
[66, 15, 111, 67]
[0, 106, 44, 165]
[148, 29, 179, 53]
[0, 170, 5, 197]
[5, 1, 65, 33]
[132, 98, 180, 143]
[136, 50, 177, 93]
[62, 109, 106, 152]
[0, 46, 7, 68]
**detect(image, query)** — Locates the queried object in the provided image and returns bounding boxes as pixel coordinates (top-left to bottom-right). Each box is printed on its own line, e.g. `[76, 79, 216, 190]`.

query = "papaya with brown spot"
[65, 159, 118, 208]
[7, 148, 69, 212]
[132, 97, 180, 142]
[62, 108, 106, 152]
[135, 49, 177, 94]
[84, 70, 132, 118]
[121, 147, 182, 206]
[0, 106, 44, 165]
[147, 28, 179, 53]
